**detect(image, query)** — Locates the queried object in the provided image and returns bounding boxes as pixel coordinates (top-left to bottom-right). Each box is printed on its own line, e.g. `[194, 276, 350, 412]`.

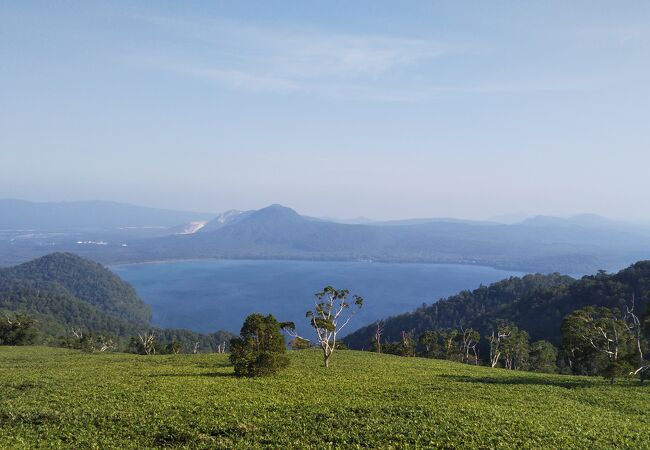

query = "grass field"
[1, 347, 649, 449]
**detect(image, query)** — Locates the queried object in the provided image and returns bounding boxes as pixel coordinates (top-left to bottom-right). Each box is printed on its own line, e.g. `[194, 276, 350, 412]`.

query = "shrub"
[230, 314, 289, 377]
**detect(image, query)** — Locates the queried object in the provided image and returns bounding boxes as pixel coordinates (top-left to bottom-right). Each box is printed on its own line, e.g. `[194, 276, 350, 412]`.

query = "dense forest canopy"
[0, 252, 151, 324]
[344, 262, 650, 350]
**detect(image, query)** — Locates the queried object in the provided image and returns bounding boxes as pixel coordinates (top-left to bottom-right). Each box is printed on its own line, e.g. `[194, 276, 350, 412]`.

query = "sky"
[1, 1, 649, 221]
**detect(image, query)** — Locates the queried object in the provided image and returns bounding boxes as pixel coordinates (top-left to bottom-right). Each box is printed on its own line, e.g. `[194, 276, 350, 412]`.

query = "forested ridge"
[344, 262, 650, 349]
[0, 252, 151, 324]
[0, 253, 233, 351]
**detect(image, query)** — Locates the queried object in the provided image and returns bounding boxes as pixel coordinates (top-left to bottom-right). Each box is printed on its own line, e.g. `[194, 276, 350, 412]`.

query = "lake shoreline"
[109, 256, 530, 274]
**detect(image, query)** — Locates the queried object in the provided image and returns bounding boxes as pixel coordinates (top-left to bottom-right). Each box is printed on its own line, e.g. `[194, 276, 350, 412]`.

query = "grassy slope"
[1, 347, 649, 449]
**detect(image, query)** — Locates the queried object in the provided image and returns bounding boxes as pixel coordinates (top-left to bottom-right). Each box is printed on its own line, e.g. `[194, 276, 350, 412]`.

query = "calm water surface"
[112, 259, 524, 336]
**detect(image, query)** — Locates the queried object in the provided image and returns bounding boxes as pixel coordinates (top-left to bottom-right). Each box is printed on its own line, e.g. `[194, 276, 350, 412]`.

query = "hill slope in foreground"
[1, 347, 648, 449]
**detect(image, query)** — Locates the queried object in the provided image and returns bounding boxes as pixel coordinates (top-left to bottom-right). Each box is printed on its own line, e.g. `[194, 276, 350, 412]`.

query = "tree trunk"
[323, 348, 331, 368]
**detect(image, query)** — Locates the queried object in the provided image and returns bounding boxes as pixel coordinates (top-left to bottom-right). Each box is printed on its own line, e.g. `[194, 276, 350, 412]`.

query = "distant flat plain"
[112, 259, 523, 337]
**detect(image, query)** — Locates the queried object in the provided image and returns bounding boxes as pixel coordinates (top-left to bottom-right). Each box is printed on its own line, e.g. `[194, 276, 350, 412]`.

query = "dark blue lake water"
[112, 260, 524, 337]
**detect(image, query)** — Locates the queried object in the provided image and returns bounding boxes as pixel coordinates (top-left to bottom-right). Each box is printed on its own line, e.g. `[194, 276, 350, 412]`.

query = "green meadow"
[1, 347, 648, 449]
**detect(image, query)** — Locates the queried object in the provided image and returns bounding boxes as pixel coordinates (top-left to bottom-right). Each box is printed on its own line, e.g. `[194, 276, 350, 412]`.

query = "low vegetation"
[229, 313, 290, 377]
[1, 346, 649, 449]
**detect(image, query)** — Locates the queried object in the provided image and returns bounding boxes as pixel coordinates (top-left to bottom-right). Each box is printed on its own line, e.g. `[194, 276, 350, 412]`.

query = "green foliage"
[602, 360, 634, 384]
[59, 329, 116, 353]
[415, 329, 467, 361]
[2, 347, 650, 448]
[230, 314, 290, 377]
[166, 341, 182, 354]
[0, 253, 235, 352]
[151, 329, 235, 354]
[0, 253, 149, 341]
[497, 323, 530, 370]
[560, 306, 638, 382]
[1, 252, 151, 324]
[346, 262, 650, 353]
[0, 313, 38, 346]
[413, 328, 481, 364]
[290, 337, 311, 350]
[307, 286, 363, 333]
[306, 286, 363, 367]
[528, 340, 558, 373]
[345, 273, 574, 349]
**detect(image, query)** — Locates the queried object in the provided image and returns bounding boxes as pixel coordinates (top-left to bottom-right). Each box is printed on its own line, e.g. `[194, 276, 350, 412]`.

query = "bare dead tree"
[625, 294, 648, 380]
[70, 327, 84, 340]
[138, 331, 157, 355]
[97, 335, 115, 352]
[374, 320, 384, 353]
[460, 327, 480, 365]
[400, 330, 416, 356]
[5, 313, 23, 326]
[488, 328, 510, 368]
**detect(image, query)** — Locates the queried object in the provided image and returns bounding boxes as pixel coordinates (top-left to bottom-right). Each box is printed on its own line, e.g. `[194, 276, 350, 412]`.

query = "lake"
[112, 259, 524, 337]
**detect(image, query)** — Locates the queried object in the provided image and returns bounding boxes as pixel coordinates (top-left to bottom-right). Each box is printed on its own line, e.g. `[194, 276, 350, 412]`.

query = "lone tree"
[304, 286, 363, 368]
[230, 313, 291, 377]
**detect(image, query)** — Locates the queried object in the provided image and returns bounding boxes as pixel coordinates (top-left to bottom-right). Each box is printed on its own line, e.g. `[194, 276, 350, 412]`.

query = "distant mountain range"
[0, 199, 212, 230]
[2, 200, 650, 273]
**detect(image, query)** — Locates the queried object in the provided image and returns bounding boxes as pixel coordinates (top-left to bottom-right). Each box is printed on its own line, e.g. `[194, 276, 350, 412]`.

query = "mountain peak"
[6, 252, 151, 324]
[21, 252, 89, 268]
[253, 204, 301, 218]
[261, 203, 296, 211]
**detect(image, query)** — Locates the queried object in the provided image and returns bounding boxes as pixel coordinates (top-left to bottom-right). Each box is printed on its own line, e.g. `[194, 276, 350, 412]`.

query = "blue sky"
[1, 1, 649, 220]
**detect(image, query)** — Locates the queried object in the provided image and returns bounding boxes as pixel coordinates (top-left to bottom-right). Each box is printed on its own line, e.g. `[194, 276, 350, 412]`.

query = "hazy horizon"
[2, 1, 649, 221]
[4, 196, 650, 225]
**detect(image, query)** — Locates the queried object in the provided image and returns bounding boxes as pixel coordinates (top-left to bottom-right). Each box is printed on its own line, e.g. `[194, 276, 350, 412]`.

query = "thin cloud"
[571, 24, 649, 46]
[302, 80, 594, 102]
[131, 14, 594, 101]
[164, 64, 300, 93]
[132, 15, 450, 79]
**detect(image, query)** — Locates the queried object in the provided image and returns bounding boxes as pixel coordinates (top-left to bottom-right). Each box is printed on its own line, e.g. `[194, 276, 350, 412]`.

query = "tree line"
[344, 263, 650, 350]
[369, 295, 649, 383]
[3, 276, 649, 384]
